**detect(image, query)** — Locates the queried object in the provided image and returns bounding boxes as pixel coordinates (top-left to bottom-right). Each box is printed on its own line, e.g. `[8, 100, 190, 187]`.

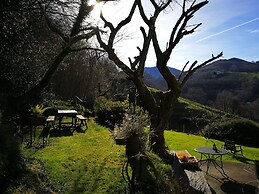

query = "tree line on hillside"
[181, 59, 259, 121]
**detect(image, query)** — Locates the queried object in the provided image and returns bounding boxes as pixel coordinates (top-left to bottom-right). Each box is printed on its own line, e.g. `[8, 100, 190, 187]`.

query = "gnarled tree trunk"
[95, 0, 223, 157]
[149, 91, 180, 155]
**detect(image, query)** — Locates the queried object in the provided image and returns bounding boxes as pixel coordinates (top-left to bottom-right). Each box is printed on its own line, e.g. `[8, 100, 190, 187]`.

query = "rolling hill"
[144, 58, 259, 121]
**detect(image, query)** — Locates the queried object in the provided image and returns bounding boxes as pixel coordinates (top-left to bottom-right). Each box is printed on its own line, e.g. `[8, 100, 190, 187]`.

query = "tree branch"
[136, 26, 152, 76]
[166, 0, 208, 58]
[70, 0, 94, 37]
[67, 29, 97, 48]
[181, 51, 223, 86]
[70, 46, 105, 53]
[95, 29, 134, 78]
[137, 0, 149, 24]
[108, 0, 138, 47]
[100, 10, 114, 30]
[39, 2, 69, 42]
[178, 61, 189, 81]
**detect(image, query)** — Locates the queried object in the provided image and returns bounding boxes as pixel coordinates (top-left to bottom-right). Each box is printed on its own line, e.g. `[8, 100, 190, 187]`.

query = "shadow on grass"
[49, 128, 73, 137]
[74, 126, 86, 133]
[232, 154, 254, 164]
[70, 160, 126, 194]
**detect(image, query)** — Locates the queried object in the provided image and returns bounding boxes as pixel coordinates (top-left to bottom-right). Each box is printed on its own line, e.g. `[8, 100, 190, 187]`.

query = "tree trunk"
[149, 92, 180, 156]
[149, 115, 167, 154]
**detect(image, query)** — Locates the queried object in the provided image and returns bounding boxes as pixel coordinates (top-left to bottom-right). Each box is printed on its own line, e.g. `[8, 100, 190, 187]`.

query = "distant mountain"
[144, 66, 181, 89]
[196, 58, 259, 73]
[144, 66, 180, 78]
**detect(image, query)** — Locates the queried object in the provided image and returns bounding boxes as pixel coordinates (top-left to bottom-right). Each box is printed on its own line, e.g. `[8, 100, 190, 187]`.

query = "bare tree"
[215, 90, 239, 114]
[95, 0, 223, 156]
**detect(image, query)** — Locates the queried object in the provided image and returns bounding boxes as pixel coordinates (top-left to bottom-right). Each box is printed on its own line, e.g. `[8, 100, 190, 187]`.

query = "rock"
[172, 152, 212, 194]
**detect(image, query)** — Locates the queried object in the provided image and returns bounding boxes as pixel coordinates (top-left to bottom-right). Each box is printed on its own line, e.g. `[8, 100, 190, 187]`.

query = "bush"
[76, 104, 94, 117]
[115, 111, 149, 150]
[94, 97, 127, 129]
[202, 118, 259, 147]
[45, 100, 74, 110]
[123, 151, 180, 194]
[0, 112, 22, 192]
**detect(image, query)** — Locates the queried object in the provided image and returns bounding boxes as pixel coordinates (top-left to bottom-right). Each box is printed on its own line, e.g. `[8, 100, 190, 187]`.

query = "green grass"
[19, 120, 259, 193]
[23, 119, 127, 194]
[178, 97, 233, 117]
[165, 130, 259, 164]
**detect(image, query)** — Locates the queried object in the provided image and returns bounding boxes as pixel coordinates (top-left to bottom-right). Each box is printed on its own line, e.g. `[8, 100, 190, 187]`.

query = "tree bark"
[149, 91, 180, 155]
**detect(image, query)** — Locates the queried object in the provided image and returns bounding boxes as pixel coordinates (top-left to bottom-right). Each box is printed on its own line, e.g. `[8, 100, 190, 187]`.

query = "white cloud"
[249, 29, 259, 33]
[196, 17, 259, 43]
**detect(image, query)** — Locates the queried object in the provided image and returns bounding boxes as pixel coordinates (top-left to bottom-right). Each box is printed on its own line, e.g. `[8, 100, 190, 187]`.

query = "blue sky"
[91, 0, 259, 70]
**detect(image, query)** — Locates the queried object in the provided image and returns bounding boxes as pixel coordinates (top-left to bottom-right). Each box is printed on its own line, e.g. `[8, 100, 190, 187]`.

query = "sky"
[90, 0, 259, 70]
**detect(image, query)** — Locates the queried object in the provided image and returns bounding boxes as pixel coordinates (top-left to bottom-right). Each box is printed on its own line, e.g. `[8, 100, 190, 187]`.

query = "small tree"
[95, 0, 223, 156]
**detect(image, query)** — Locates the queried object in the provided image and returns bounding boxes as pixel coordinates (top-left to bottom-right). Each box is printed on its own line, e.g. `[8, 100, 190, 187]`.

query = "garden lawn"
[165, 130, 259, 164]
[23, 119, 127, 194]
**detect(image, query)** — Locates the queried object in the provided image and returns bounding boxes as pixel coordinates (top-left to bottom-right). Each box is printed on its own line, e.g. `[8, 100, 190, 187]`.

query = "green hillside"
[180, 58, 259, 121]
[170, 98, 259, 148]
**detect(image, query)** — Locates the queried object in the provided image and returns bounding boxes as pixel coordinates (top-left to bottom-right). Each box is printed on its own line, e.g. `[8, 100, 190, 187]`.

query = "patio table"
[194, 146, 228, 176]
[57, 110, 78, 130]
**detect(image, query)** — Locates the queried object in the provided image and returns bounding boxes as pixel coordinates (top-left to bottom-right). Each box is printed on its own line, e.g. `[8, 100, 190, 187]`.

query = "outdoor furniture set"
[176, 140, 243, 176]
[45, 109, 88, 130]
[194, 146, 228, 176]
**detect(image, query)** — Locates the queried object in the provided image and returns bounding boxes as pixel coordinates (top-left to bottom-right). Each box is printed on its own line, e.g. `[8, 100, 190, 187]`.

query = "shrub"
[94, 97, 127, 129]
[46, 100, 74, 110]
[201, 118, 259, 147]
[76, 104, 94, 117]
[31, 104, 46, 115]
[123, 151, 181, 194]
[115, 110, 149, 151]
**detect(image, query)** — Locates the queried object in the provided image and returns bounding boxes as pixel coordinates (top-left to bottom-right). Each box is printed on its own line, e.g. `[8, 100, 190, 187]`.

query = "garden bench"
[223, 139, 243, 155]
[45, 115, 55, 128]
[76, 114, 88, 129]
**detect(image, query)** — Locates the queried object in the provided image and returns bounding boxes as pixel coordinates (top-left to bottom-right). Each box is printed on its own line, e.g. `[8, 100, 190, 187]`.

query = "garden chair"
[222, 139, 243, 155]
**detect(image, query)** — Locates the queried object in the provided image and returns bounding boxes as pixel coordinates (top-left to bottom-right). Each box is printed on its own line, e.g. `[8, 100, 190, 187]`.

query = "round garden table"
[194, 146, 228, 176]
